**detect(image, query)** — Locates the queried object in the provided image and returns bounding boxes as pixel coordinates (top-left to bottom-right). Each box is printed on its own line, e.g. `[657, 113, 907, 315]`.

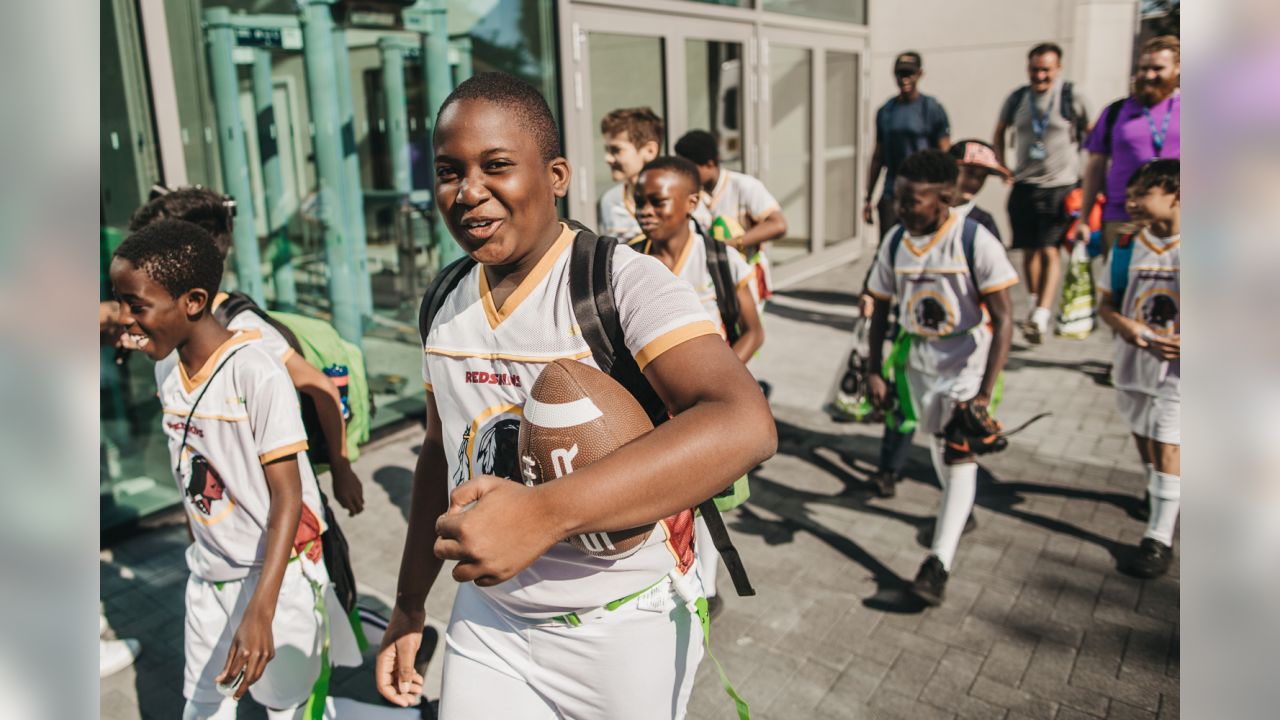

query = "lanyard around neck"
[175, 344, 248, 477]
[1143, 96, 1174, 157]
[1030, 88, 1056, 140]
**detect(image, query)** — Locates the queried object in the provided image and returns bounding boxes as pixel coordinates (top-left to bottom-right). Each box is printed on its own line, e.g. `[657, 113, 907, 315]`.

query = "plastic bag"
[825, 316, 882, 422]
[1055, 239, 1096, 339]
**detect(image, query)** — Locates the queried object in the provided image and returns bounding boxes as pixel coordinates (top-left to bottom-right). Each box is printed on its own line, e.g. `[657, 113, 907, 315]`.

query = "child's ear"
[685, 192, 699, 216]
[548, 156, 571, 199]
[183, 288, 211, 318]
[640, 141, 660, 161]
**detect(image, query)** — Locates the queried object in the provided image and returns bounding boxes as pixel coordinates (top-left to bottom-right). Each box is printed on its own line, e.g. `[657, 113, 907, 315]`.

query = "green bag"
[1055, 240, 1096, 339]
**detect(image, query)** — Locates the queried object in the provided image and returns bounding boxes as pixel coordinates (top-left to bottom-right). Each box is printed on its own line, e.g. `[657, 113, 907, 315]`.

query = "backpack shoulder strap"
[887, 225, 907, 272]
[214, 291, 305, 356]
[700, 225, 741, 345]
[960, 217, 981, 285]
[1102, 97, 1127, 154]
[1002, 85, 1029, 126]
[418, 255, 477, 346]
[1110, 233, 1135, 302]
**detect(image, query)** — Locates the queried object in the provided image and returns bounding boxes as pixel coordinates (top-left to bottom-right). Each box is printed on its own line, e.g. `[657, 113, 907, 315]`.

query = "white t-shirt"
[155, 330, 326, 582]
[598, 182, 643, 242]
[867, 211, 1019, 376]
[421, 223, 718, 617]
[634, 224, 755, 334]
[692, 170, 781, 234]
[1097, 229, 1180, 398]
[214, 293, 295, 363]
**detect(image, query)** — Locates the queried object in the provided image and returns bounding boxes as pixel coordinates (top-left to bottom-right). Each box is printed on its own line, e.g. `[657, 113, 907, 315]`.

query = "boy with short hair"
[631, 155, 766, 616]
[376, 73, 776, 718]
[1096, 158, 1180, 578]
[110, 220, 332, 719]
[865, 150, 1018, 606]
[598, 107, 664, 242]
[675, 129, 787, 306]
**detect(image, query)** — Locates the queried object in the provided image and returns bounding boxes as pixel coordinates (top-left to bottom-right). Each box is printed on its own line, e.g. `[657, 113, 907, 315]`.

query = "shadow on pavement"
[373, 465, 415, 524]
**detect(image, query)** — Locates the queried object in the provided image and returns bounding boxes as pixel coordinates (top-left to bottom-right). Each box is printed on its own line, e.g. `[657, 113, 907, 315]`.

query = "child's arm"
[435, 335, 776, 587]
[730, 282, 764, 363]
[865, 295, 892, 408]
[215, 455, 303, 700]
[736, 209, 787, 251]
[376, 392, 450, 707]
[976, 288, 1014, 405]
[1098, 291, 1180, 361]
[285, 354, 364, 515]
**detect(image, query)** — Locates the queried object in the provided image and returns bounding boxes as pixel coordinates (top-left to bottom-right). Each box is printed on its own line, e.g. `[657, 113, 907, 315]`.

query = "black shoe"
[706, 595, 725, 620]
[1127, 491, 1151, 522]
[1021, 320, 1043, 345]
[910, 555, 948, 606]
[870, 470, 898, 498]
[420, 698, 440, 720]
[1127, 538, 1173, 579]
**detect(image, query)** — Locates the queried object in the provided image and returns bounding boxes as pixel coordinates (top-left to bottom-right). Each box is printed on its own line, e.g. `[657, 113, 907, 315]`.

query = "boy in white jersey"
[109, 220, 334, 719]
[1097, 159, 1181, 579]
[632, 156, 765, 618]
[375, 73, 776, 719]
[598, 107, 664, 242]
[674, 129, 787, 305]
[865, 150, 1018, 606]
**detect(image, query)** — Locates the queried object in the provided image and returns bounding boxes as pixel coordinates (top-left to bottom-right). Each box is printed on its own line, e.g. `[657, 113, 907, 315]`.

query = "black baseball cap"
[894, 52, 922, 74]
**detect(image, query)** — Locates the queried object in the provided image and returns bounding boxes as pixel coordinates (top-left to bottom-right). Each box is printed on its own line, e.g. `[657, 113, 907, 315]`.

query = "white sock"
[928, 436, 948, 487]
[929, 437, 978, 571]
[1027, 294, 1038, 314]
[183, 698, 237, 720]
[1145, 470, 1180, 546]
[1031, 306, 1051, 329]
[695, 516, 719, 598]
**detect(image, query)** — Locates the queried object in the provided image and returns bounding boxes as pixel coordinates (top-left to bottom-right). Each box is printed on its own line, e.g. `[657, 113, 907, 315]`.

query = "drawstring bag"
[1055, 239, 1096, 339]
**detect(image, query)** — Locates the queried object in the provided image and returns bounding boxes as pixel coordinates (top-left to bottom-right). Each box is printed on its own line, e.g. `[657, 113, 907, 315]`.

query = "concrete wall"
[866, 0, 1139, 240]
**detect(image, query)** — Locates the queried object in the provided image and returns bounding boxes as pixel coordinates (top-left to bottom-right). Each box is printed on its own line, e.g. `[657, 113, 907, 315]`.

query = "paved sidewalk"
[101, 255, 1178, 720]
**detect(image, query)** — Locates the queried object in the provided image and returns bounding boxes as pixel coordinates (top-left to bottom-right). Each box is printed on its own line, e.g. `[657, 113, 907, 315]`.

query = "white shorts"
[439, 578, 704, 719]
[905, 365, 983, 436]
[184, 559, 326, 709]
[1116, 389, 1180, 445]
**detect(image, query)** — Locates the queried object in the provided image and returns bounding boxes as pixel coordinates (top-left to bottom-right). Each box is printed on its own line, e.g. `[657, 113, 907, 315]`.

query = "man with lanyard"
[862, 51, 952, 242]
[1076, 35, 1181, 255]
[994, 42, 1091, 344]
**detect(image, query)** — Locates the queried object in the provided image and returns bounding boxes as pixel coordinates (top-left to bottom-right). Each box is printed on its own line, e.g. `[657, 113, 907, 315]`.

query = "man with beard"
[1076, 35, 1181, 256]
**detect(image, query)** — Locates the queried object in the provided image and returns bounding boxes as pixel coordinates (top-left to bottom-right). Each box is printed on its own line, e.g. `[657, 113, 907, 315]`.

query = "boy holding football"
[598, 106, 664, 242]
[377, 73, 775, 718]
[865, 149, 1018, 606]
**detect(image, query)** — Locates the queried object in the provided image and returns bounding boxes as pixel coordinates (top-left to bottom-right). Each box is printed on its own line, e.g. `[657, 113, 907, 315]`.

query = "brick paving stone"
[869, 687, 959, 720]
[970, 677, 1058, 719]
[978, 639, 1037, 688]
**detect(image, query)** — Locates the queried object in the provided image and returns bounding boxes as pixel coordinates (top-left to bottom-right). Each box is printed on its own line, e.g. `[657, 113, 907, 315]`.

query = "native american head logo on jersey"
[452, 413, 522, 486]
[1141, 292, 1178, 334]
[915, 296, 948, 332]
[185, 454, 225, 515]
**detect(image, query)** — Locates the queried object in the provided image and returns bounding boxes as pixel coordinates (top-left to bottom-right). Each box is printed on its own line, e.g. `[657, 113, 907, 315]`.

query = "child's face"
[894, 178, 952, 235]
[694, 160, 718, 190]
[603, 132, 658, 183]
[108, 258, 207, 360]
[955, 165, 989, 202]
[1125, 185, 1179, 227]
[633, 169, 698, 243]
[433, 99, 571, 265]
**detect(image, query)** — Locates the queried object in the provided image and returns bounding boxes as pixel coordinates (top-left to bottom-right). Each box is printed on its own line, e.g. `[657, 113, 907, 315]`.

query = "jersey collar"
[479, 222, 575, 330]
[1138, 227, 1181, 255]
[179, 329, 262, 394]
[903, 210, 958, 258]
[702, 169, 730, 213]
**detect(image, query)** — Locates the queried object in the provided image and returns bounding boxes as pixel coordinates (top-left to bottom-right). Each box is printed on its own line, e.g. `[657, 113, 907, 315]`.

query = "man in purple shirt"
[1077, 35, 1181, 255]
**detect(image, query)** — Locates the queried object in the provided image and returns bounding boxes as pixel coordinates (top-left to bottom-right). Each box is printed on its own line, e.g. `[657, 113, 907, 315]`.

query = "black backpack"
[418, 220, 755, 596]
[628, 222, 744, 346]
[1001, 81, 1088, 144]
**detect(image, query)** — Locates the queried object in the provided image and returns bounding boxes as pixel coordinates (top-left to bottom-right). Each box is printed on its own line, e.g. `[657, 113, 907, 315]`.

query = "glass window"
[824, 50, 858, 244]
[767, 44, 810, 264]
[685, 39, 745, 173]
[587, 33, 667, 205]
[763, 0, 867, 25]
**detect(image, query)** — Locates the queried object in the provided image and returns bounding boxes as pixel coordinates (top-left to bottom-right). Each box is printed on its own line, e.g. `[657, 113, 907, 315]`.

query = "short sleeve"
[972, 226, 1019, 295]
[611, 247, 720, 371]
[1083, 104, 1114, 154]
[739, 175, 781, 222]
[227, 313, 294, 363]
[930, 99, 951, 142]
[421, 349, 432, 393]
[244, 353, 309, 465]
[1096, 252, 1113, 293]
[865, 236, 898, 301]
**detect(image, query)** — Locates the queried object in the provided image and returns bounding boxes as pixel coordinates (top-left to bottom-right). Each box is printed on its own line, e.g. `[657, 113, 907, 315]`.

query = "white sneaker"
[100, 638, 141, 678]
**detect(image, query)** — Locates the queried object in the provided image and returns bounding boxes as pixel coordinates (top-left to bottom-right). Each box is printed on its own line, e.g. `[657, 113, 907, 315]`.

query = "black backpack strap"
[1101, 97, 1126, 154]
[961, 217, 980, 287]
[418, 255, 477, 346]
[214, 291, 305, 356]
[699, 225, 742, 346]
[1001, 86, 1029, 127]
[886, 225, 907, 273]
[697, 497, 756, 596]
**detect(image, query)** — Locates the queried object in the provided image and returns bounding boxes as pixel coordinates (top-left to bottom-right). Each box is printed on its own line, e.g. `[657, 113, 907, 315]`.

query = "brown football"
[518, 358, 656, 558]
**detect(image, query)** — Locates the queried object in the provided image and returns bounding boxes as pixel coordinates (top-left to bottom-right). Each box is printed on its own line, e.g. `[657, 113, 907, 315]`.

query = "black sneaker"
[910, 555, 948, 606]
[1127, 538, 1173, 579]
[706, 595, 725, 620]
[1021, 319, 1043, 345]
[870, 470, 898, 498]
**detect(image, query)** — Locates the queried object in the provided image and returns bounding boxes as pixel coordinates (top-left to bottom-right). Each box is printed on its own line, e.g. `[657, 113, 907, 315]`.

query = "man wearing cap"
[863, 52, 952, 237]
[994, 42, 1091, 344]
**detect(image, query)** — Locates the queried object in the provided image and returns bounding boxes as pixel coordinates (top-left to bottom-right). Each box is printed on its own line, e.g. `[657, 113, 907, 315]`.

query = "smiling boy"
[376, 73, 775, 718]
[598, 107, 664, 242]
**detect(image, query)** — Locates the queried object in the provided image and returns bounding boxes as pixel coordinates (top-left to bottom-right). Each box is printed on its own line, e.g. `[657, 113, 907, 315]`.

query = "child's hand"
[1145, 333, 1180, 361]
[375, 606, 426, 707]
[217, 607, 275, 700]
[1115, 317, 1149, 348]
[858, 293, 875, 318]
[434, 475, 561, 587]
[331, 463, 365, 516]
[867, 374, 889, 409]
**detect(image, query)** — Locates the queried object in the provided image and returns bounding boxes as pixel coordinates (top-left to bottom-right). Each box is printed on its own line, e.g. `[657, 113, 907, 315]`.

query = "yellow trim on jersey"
[188, 496, 237, 526]
[1138, 230, 1180, 255]
[424, 382, 433, 392]
[735, 275, 753, 291]
[980, 277, 1019, 295]
[750, 204, 781, 223]
[280, 347, 296, 363]
[635, 321, 720, 371]
[479, 223, 575, 330]
[260, 439, 308, 465]
[902, 212, 957, 258]
[894, 266, 970, 275]
[866, 288, 893, 301]
[212, 291, 229, 311]
[163, 409, 248, 423]
[702, 169, 730, 213]
[179, 330, 262, 394]
[425, 347, 594, 364]
[671, 233, 696, 277]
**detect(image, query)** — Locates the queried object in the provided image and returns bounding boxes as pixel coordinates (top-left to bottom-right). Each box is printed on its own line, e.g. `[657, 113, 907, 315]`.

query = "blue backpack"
[1110, 233, 1135, 302]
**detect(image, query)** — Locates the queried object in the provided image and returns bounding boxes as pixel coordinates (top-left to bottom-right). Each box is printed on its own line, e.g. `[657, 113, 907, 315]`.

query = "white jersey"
[692, 169, 781, 233]
[635, 223, 756, 333]
[598, 182, 643, 242]
[212, 292, 295, 363]
[867, 210, 1019, 376]
[422, 223, 717, 618]
[1097, 228, 1180, 398]
[155, 330, 326, 582]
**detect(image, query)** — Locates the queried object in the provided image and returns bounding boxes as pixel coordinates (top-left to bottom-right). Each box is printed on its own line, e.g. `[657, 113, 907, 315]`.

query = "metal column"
[451, 35, 473, 86]
[251, 48, 297, 310]
[378, 39, 412, 196]
[299, 0, 362, 345]
[407, 0, 464, 267]
[204, 7, 265, 305]
[331, 25, 373, 317]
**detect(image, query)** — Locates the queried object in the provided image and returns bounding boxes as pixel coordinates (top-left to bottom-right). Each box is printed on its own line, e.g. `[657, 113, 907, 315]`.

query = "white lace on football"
[523, 396, 603, 428]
